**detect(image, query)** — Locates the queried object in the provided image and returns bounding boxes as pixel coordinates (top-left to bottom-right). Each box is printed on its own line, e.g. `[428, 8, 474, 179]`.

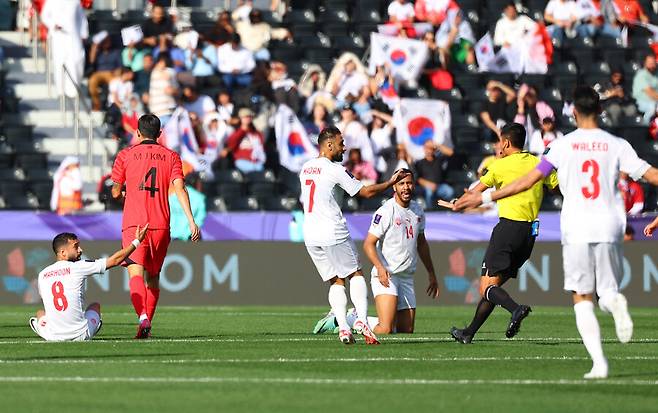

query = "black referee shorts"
[481, 218, 536, 279]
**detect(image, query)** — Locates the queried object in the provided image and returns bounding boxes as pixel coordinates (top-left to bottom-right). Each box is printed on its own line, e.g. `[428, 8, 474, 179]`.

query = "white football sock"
[329, 285, 349, 331]
[349, 275, 369, 322]
[574, 301, 608, 368]
[367, 316, 379, 329]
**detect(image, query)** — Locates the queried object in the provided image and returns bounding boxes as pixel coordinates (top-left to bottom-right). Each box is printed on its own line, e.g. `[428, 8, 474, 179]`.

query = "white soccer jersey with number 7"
[38, 258, 107, 340]
[543, 128, 650, 244]
[299, 157, 364, 247]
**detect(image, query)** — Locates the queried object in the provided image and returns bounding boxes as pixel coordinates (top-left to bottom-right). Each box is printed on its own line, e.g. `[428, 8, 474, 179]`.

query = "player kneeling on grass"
[313, 170, 440, 335]
[29, 225, 149, 341]
[364, 169, 440, 334]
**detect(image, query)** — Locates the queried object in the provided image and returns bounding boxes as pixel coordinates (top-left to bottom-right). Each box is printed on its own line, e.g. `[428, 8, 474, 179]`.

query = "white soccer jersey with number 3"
[543, 128, 650, 244]
[38, 258, 107, 340]
[300, 157, 364, 247]
[368, 198, 425, 276]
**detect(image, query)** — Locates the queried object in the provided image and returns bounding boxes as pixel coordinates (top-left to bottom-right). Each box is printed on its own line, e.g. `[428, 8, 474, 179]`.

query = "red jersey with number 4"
[111, 140, 184, 230]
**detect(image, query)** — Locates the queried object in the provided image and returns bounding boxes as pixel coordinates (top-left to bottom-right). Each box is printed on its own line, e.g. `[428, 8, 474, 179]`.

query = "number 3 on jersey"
[581, 159, 600, 200]
[139, 167, 159, 198]
[305, 179, 316, 212]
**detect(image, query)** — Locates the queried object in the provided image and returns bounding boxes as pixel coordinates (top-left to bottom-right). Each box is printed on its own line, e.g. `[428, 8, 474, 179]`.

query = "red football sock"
[146, 287, 160, 321]
[129, 276, 147, 318]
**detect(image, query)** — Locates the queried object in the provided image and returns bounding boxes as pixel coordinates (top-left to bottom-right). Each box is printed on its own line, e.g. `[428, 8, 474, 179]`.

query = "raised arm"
[358, 169, 409, 199]
[453, 169, 544, 211]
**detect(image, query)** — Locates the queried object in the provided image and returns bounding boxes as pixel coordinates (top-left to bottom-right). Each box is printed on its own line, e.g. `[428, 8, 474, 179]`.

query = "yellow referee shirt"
[479, 151, 559, 222]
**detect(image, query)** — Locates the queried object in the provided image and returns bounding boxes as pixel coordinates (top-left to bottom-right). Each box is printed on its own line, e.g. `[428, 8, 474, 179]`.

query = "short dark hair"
[318, 126, 341, 146]
[138, 114, 161, 140]
[52, 233, 77, 254]
[500, 122, 526, 149]
[573, 85, 601, 116]
[396, 167, 414, 180]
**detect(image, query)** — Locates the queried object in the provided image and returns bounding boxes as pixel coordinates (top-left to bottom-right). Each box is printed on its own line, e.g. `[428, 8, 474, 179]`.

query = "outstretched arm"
[105, 224, 149, 268]
[454, 169, 544, 211]
[173, 179, 200, 241]
[358, 169, 409, 199]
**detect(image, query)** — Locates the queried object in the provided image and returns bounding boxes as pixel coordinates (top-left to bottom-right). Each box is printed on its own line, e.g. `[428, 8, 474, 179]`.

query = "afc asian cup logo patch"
[373, 214, 382, 224]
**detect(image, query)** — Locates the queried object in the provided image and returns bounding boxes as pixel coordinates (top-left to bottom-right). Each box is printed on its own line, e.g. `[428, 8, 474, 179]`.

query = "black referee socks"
[463, 298, 496, 336]
[485, 285, 520, 314]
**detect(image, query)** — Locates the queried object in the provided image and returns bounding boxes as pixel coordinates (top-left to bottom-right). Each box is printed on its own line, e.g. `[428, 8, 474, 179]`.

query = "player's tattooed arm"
[111, 182, 125, 203]
[363, 233, 390, 287]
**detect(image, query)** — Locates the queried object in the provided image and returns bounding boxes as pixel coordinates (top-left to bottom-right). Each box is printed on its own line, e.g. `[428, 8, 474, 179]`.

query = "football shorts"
[306, 238, 361, 282]
[122, 228, 171, 275]
[370, 269, 416, 310]
[562, 242, 622, 296]
[482, 218, 536, 278]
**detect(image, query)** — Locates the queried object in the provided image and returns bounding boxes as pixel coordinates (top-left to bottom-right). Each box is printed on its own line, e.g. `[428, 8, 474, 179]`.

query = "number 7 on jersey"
[305, 179, 316, 212]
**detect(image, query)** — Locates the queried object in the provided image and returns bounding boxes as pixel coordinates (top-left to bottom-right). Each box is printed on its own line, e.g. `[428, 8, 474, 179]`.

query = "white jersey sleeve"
[71, 259, 107, 276]
[619, 139, 651, 180]
[335, 167, 364, 197]
[368, 203, 393, 239]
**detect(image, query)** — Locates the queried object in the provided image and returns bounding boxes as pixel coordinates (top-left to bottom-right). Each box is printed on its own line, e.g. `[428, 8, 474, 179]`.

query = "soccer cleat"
[608, 294, 633, 344]
[353, 320, 380, 345]
[135, 318, 151, 339]
[29, 317, 39, 336]
[96, 319, 103, 336]
[506, 305, 532, 338]
[312, 311, 337, 334]
[450, 326, 473, 344]
[339, 329, 355, 344]
[583, 362, 608, 379]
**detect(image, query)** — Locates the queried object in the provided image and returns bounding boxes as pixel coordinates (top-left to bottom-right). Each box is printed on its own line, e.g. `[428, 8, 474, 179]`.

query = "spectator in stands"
[153, 38, 186, 74]
[618, 172, 645, 215]
[122, 41, 151, 74]
[232, 0, 254, 23]
[107, 68, 134, 109]
[51, 156, 83, 215]
[575, 0, 621, 39]
[415, 140, 455, 205]
[369, 110, 395, 174]
[206, 11, 235, 46]
[184, 40, 218, 78]
[270, 61, 300, 113]
[414, 0, 459, 26]
[133, 53, 153, 106]
[436, 9, 476, 67]
[225, 108, 266, 173]
[88, 34, 122, 111]
[599, 69, 636, 125]
[370, 64, 400, 110]
[528, 117, 563, 156]
[381, 143, 413, 183]
[632, 54, 658, 124]
[173, 19, 196, 51]
[493, 3, 537, 47]
[141, 5, 174, 48]
[149, 52, 179, 125]
[182, 85, 216, 119]
[217, 89, 235, 123]
[346, 148, 378, 186]
[169, 173, 206, 241]
[299, 65, 327, 100]
[304, 101, 330, 143]
[327, 53, 369, 107]
[480, 80, 516, 140]
[122, 94, 144, 146]
[514, 84, 554, 142]
[236, 9, 291, 61]
[336, 102, 375, 166]
[216, 33, 256, 93]
[388, 0, 416, 26]
[544, 0, 579, 44]
[613, 0, 648, 27]
[203, 112, 233, 165]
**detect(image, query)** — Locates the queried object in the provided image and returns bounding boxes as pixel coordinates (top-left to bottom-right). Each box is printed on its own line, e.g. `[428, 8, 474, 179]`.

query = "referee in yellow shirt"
[450, 122, 559, 344]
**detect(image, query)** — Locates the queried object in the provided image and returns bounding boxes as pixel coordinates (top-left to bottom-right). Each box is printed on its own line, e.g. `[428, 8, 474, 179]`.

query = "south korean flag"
[369, 33, 429, 82]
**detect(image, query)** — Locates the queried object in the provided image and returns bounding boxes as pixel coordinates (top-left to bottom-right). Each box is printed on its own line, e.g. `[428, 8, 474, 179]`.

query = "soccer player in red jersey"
[111, 114, 200, 338]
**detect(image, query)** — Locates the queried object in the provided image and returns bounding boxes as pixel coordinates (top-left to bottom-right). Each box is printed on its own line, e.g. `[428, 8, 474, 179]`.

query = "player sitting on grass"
[29, 225, 148, 341]
[313, 169, 440, 335]
[448, 123, 559, 344]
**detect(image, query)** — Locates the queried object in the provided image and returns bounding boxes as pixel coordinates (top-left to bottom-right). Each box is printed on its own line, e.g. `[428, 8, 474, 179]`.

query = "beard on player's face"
[395, 180, 414, 203]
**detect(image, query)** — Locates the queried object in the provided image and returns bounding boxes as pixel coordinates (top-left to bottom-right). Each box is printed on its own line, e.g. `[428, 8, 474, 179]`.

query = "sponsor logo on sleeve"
[373, 214, 382, 224]
[543, 147, 551, 155]
[345, 169, 356, 179]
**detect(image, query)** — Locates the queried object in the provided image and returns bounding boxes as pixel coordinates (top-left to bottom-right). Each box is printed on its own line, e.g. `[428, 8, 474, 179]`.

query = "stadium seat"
[29, 181, 53, 209]
[15, 152, 48, 169]
[279, 168, 301, 197]
[260, 196, 299, 211]
[359, 196, 386, 211]
[244, 169, 277, 183]
[224, 196, 260, 211]
[0, 181, 27, 197]
[1, 124, 33, 140]
[331, 35, 366, 56]
[25, 168, 52, 183]
[248, 182, 279, 198]
[215, 182, 244, 198]
[214, 169, 244, 183]
[270, 42, 303, 62]
[541, 194, 563, 211]
[342, 196, 359, 212]
[3, 193, 38, 210]
[446, 169, 477, 187]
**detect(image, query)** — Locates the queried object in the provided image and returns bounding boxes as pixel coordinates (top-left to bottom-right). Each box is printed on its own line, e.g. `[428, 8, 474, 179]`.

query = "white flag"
[394, 98, 452, 161]
[475, 33, 495, 72]
[274, 104, 319, 173]
[369, 33, 429, 82]
[163, 107, 203, 172]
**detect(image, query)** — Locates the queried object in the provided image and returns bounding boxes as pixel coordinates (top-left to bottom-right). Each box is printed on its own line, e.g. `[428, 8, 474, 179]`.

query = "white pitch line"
[0, 376, 656, 386]
[1, 356, 657, 365]
[0, 336, 656, 345]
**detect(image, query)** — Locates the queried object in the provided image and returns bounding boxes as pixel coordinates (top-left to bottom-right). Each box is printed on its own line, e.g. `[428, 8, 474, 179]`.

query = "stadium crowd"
[13, 0, 658, 214]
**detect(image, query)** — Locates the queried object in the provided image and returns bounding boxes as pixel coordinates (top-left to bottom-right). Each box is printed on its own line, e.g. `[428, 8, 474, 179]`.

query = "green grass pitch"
[1, 305, 657, 412]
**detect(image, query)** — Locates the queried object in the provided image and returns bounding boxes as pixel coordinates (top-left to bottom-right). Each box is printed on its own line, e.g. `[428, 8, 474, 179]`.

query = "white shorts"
[370, 268, 416, 310]
[562, 243, 622, 296]
[306, 239, 361, 282]
[36, 310, 102, 341]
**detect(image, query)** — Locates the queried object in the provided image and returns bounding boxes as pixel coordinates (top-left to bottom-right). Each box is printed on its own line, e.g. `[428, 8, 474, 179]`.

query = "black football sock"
[485, 285, 520, 313]
[463, 298, 495, 337]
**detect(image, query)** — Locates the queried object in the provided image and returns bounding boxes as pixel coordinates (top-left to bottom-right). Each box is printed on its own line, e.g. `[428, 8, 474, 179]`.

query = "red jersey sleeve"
[111, 150, 126, 185]
[171, 152, 184, 182]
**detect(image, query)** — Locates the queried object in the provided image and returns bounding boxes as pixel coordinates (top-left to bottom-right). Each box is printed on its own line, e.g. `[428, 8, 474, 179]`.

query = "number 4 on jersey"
[139, 167, 159, 198]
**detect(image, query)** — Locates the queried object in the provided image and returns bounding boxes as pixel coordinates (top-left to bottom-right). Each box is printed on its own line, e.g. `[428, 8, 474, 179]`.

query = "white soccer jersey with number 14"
[38, 258, 107, 340]
[368, 198, 425, 277]
[300, 157, 364, 247]
[543, 128, 650, 244]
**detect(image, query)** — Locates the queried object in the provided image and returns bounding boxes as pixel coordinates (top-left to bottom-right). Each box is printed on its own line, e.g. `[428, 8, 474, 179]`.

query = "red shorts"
[121, 228, 171, 276]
